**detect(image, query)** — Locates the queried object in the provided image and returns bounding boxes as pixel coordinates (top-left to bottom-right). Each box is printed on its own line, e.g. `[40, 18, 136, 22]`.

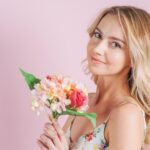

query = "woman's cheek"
[108, 51, 125, 65]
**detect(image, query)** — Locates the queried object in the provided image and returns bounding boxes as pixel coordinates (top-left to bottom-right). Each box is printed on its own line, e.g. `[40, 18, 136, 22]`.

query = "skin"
[87, 13, 132, 106]
[37, 14, 145, 150]
[37, 116, 69, 150]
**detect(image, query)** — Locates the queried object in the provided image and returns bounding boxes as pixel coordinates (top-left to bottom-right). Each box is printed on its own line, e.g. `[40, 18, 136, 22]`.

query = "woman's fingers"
[37, 121, 69, 150]
[39, 134, 57, 150]
[37, 139, 49, 150]
[44, 124, 62, 148]
[52, 121, 68, 144]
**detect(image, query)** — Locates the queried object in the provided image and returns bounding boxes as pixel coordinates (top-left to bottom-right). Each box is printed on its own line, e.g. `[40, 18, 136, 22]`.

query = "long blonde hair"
[82, 5, 150, 144]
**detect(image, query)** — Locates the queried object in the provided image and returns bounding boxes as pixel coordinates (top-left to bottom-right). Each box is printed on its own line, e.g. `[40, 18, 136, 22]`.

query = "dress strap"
[69, 115, 76, 143]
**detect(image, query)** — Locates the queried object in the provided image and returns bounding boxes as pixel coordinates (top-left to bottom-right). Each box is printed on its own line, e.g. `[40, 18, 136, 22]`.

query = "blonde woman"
[37, 5, 150, 150]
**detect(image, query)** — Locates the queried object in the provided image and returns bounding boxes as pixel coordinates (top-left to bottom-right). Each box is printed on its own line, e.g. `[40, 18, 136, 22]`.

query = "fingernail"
[48, 115, 53, 124]
[44, 127, 47, 132]
[45, 122, 53, 129]
[37, 139, 41, 146]
[48, 115, 57, 124]
[53, 121, 58, 126]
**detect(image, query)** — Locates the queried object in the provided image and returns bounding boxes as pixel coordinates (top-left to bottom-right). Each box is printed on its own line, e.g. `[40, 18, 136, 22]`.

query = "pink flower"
[68, 89, 87, 108]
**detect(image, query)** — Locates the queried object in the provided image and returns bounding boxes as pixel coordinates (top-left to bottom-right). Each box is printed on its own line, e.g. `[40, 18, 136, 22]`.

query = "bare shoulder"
[107, 99, 145, 150]
[109, 100, 144, 128]
[111, 98, 142, 117]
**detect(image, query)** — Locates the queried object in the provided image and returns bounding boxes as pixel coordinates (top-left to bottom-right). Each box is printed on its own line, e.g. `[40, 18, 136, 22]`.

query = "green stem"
[61, 108, 97, 129]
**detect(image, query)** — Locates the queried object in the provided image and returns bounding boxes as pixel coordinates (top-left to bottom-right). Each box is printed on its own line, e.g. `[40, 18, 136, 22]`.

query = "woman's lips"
[91, 56, 105, 64]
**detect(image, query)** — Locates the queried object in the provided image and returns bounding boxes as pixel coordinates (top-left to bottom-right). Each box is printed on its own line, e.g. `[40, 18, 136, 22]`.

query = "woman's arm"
[107, 103, 145, 150]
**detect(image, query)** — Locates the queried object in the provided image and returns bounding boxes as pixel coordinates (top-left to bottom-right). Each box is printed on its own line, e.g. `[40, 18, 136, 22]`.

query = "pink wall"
[0, 1, 150, 150]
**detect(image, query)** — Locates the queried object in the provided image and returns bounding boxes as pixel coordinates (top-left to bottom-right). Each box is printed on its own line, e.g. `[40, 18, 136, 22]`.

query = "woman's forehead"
[96, 14, 126, 42]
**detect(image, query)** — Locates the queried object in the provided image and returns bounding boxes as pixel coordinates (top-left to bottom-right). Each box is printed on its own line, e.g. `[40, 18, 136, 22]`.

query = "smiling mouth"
[91, 56, 105, 64]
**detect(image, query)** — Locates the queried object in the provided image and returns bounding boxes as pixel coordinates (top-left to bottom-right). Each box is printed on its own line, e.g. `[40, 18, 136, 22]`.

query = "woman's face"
[87, 14, 131, 77]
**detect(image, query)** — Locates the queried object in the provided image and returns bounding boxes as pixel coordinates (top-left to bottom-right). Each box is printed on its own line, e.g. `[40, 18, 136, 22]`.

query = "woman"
[37, 5, 150, 150]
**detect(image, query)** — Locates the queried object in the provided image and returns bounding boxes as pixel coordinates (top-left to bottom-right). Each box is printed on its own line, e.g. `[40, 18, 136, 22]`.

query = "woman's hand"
[37, 119, 69, 150]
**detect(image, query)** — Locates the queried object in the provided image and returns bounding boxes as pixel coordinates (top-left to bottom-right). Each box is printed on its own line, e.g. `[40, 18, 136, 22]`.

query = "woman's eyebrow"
[95, 27, 126, 44]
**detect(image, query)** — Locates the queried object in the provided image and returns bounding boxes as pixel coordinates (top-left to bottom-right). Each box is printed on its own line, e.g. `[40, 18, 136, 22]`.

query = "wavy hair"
[81, 5, 150, 144]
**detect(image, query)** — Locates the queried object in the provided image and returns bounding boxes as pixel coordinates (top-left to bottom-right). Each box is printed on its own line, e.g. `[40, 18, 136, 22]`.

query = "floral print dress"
[65, 101, 147, 150]
[66, 120, 109, 150]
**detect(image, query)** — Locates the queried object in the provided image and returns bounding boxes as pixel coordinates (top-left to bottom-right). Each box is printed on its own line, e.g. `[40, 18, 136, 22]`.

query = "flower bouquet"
[19, 68, 97, 128]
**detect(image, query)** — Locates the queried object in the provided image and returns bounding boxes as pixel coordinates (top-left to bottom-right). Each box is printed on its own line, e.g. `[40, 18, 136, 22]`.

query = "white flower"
[32, 98, 39, 108]
[64, 99, 71, 105]
[51, 103, 56, 111]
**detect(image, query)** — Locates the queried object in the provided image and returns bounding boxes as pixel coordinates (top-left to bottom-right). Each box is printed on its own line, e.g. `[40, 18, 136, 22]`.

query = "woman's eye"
[93, 32, 102, 39]
[111, 42, 121, 49]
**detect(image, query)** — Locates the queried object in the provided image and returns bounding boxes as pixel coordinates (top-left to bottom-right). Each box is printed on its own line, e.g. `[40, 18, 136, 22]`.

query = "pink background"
[0, 1, 150, 150]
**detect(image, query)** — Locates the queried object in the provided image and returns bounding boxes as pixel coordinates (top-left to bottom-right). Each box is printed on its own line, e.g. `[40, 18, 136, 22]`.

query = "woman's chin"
[88, 65, 103, 75]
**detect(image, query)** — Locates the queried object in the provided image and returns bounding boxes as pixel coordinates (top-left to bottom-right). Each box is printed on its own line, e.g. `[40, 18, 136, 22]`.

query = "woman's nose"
[93, 40, 107, 55]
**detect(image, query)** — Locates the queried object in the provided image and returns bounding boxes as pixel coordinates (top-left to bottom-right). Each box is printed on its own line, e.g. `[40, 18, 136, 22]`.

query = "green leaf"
[61, 108, 97, 129]
[19, 68, 41, 90]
